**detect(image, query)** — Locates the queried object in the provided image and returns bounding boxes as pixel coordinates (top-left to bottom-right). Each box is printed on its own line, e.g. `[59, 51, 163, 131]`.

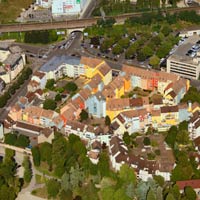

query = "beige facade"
[167, 35, 200, 80]
[167, 56, 200, 79]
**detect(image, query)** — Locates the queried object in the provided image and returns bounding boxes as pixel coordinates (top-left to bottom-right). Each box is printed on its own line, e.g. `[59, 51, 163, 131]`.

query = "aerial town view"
[1, 0, 200, 199]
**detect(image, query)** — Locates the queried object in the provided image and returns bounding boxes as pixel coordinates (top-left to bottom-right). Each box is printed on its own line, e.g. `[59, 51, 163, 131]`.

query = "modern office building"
[52, 0, 87, 16]
[36, 0, 52, 8]
[167, 35, 200, 80]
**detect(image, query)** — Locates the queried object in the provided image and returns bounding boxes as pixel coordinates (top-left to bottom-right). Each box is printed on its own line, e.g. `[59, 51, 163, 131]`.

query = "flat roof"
[169, 35, 200, 65]
[4, 53, 21, 67]
[40, 55, 80, 72]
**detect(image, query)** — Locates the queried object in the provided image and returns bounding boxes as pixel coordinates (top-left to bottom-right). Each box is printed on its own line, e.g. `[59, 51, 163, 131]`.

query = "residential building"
[106, 98, 130, 120]
[84, 73, 104, 93]
[80, 56, 112, 85]
[188, 110, 200, 139]
[39, 55, 82, 80]
[28, 71, 47, 92]
[102, 75, 127, 100]
[0, 43, 26, 84]
[164, 78, 189, 105]
[160, 105, 179, 126]
[178, 103, 190, 122]
[179, 27, 200, 37]
[109, 135, 175, 181]
[87, 92, 106, 118]
[176, 179, 200, 198]
[167, 35, 200, 79]
[12, 121, 55, 145]
[122, 65, 179, 93]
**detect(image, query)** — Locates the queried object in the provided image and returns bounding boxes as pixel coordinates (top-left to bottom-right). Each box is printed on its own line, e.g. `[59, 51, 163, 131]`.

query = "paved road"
[0, 6, 200, 33]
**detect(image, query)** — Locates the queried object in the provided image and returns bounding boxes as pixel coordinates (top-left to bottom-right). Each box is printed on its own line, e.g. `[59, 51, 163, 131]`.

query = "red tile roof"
[80, 56, 102, 68]
[122, 65, 179, 82]
[176, 179, 200, 190]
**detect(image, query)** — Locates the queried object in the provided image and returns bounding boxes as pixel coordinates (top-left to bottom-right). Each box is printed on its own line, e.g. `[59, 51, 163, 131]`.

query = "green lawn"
[31, 186, 48, 199]
[35, 174, 45, 184]
[0, 0, 34, 23]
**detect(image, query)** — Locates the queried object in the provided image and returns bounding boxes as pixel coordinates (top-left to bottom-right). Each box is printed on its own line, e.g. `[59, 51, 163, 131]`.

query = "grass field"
[0, 0, 33, 23]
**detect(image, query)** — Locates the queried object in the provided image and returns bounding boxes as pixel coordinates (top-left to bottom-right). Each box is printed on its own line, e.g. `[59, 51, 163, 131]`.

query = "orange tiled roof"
[80, 56, 103, 68]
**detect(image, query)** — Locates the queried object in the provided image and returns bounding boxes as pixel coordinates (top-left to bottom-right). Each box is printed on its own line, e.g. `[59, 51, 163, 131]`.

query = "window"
[93, 103, 97, 114]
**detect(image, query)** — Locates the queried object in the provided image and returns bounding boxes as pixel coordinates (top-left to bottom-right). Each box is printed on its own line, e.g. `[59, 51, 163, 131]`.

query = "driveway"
[16, 192, 45, 200]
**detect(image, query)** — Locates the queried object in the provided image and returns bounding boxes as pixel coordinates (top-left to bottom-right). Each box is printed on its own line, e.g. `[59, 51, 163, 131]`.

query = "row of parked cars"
[186, 40, 200, 58]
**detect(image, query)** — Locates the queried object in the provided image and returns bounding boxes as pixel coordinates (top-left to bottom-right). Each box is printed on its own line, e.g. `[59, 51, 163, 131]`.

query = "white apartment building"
[39, 55, 84, 80]
[167, 35, 200, 80]
[0, 43, 26, 84]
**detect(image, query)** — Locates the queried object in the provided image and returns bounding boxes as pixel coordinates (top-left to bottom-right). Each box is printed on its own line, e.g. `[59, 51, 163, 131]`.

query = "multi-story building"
[52, 0, 87, 16]
[0, 43, 26, 84]
[122, 65, 179, 94]
[39, 55, 82, 80]
[167, 35, 200, 80]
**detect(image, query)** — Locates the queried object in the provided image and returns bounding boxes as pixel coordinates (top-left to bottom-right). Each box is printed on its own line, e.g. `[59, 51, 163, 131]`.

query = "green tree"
[149, 55, 160, 69]
[176, 130, 190, 145]
[178, 121, 188, 131]
[0, 185, 16, 200]
[161, 25, 172, 36]
[46, 179, 60, 198]
[69, 165, 85, 190]
[119, 164, 136, 184]
[52, 136, 67, 177]
[147, 188, 156, 200]
[80, 109, 89, 122]
[15, 135, 30, 147]
[125, 43, 138, 59]
[4, 133, 17, 145]
[123, 132, 131, 145]
[126, 183, 135, 199]
[59, 189, 73, 200]
[105, 115, 111, 126]
[39, 142, 52, 167]
[184, 186, 196, 200]
[171, 164, 193, 182]
[61, 172, 71, 192]
[64, 82, 78, 92]
[137, 51, 146, 62]
[118, 38, 130, 49]
[143, 137, 150, 146]
[156, 42, 172, 58]
[112, 44, 123, 55]
[101, 187, 115, 200]
[142, 46, 153, 58]
[31, 146, 40, 166]
[165, 126, 178, 148]
[98, 152, 110, 177]
[166, 193, 175, 200]
[23, 156, 32, 183]
[45, 79, 55, 90]
[43, 99, 57, 110]
[55, 93, 62, 102]
[114, 188, 131, 200]
[153, 175, 164, 187]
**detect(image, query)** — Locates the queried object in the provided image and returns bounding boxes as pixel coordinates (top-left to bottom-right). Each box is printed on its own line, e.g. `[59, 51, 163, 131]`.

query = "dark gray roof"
[4, 53, 22, 67]
[40, 55, 80, 72]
